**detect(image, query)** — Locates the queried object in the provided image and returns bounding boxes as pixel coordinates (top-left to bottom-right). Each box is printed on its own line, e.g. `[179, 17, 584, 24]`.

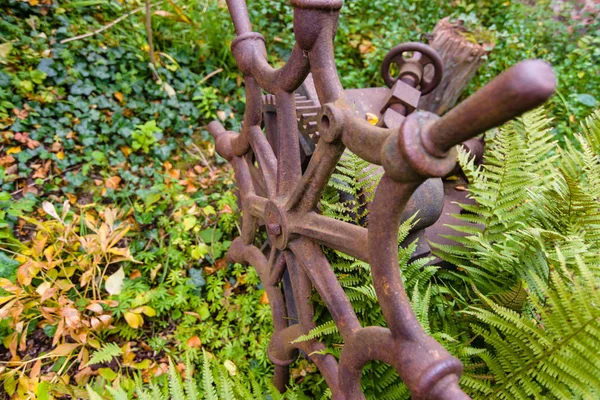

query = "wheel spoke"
[289, 237, 361, 339]
[275, 92, 303, 197]
[291, 212, 369, 262]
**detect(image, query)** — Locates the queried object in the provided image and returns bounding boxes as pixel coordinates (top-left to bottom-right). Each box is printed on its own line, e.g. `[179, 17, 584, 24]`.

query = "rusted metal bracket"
[208, 1, 556, 398]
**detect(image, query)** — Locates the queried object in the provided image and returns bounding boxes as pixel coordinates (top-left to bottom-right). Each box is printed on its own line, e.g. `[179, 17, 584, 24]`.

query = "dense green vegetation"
[0, 0, 598, 398]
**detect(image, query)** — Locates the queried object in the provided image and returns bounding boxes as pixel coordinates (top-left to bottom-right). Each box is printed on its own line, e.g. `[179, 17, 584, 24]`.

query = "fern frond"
[291, 320, 338, 343]
[86, 342, 123, 366]
[168, 359, 187, 400]
[467, 255, 600, 399]
[201, 350, 218, 400]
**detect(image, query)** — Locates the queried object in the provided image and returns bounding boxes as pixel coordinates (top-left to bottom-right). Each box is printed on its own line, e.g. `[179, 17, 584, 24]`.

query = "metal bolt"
[266, 223, 282, 236]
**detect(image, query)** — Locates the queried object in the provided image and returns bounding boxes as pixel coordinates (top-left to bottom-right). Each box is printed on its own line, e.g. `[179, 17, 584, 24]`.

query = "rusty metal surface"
[208, 1, 556, 398]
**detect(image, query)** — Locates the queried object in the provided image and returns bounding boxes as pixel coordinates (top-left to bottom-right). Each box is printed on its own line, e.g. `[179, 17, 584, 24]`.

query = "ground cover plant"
[0, 0, 599, 398]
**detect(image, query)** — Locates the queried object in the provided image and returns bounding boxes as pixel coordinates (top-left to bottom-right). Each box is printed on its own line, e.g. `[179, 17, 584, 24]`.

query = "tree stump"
[418, 17, 494, 115]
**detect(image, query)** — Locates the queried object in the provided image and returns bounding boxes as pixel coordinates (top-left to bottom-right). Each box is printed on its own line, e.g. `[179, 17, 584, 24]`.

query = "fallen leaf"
[113, 92, 124, 102]
[105, 176, 121, 190]
[259, 291, 269, 305]
[29, 359, 42, 379]
[42, 201, 62, 222]
[120, 146, 132, 157]
[56, 151, 65, 160]
[129, 269, 142, 280]
[365, 112, 379, 125]
[51, 343, 80, 356]
[0, 155, 15, 167]
[168, 169, 180, 179]
[124, 312, 143, 329]
[66, 193, 78, 204]
[224, 360, 237, 376]
[12, 108, 28, 120]
[105, 267, 124, 296]
[86, 303, 103, 314]
[6, 146, 21, 155]
[186, 336, 201, 348]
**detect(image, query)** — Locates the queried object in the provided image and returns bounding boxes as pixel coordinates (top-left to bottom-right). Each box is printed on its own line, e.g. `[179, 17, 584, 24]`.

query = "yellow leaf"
[259, 291, 269, 305]
[132, 359, 152, 369]
[120, 146, 132, 157]
[56, 151, 65, 160]
[51, 343, 80, 356]
[105, 267, 125, 296]
[124, 312, 143, 329]
[114, 92, 123, 102]
[6, 146, 21, 155]
[223, 360, 237, 376]
[365, 113, 379, 125]
[140, 306, 156, 317]
[35, 281, 51, 297]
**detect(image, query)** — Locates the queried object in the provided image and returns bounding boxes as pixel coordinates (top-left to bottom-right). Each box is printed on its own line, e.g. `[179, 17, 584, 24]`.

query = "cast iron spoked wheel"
[381, 42, 443, 94]
[209, 1, 555, 399]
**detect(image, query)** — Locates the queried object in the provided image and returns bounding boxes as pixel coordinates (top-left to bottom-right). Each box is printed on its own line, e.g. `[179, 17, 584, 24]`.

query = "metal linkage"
[208, 1, 556, 398]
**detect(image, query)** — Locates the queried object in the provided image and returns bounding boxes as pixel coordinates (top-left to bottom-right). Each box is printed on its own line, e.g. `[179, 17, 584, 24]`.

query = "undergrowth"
[0, 0, 598, 398]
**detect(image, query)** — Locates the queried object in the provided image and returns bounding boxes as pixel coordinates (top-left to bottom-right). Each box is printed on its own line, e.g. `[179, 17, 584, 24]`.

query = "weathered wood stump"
[419, 17, 494, 115]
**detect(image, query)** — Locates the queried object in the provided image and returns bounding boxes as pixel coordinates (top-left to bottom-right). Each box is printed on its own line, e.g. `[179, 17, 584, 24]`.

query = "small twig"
[145, 0, 159, 80]
[187, 143, 216, 173]
[199, 68, 223, 85]
[11, 166, 80, 196]
[60, 3, 158, 44]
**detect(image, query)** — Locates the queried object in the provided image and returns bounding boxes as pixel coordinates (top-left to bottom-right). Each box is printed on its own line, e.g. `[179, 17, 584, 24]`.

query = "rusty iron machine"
[207, 1, 556, 399]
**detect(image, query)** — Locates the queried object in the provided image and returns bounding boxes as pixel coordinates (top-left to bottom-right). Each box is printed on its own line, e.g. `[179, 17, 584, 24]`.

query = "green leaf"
[575, 93, 598, 107]
[99, 367, 118, 381]
[199, 228, 222, 244]
[191, 244, 209, 260]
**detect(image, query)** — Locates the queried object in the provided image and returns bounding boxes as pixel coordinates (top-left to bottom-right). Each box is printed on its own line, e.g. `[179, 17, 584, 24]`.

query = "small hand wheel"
[381, 42, 443, 95]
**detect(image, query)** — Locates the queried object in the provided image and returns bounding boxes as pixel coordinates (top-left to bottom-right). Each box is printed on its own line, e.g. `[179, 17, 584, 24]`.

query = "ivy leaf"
[105, 267, 125, 295]
[575, 93, 598, 107]
[199, 228, 222, 244]
[189, 268, 206, 296]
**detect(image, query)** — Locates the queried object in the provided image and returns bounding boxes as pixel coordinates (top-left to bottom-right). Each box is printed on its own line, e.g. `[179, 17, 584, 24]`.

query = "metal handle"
[423, 59, 556, 156]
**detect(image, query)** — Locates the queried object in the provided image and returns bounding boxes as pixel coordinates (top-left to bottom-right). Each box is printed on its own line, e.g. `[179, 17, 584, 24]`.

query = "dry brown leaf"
[186, 336, 202, 348]
[259, 291, 269, 305]
[105, 176, 121, 190]
[12, 108, 28, 120]
[129, 269, 142, 280]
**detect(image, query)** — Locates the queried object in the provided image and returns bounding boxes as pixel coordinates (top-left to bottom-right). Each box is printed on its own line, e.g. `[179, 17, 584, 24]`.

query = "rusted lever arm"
[422, 59, 556, 158]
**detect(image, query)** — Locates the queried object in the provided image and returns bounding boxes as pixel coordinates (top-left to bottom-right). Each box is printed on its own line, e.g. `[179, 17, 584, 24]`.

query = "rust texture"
[208, 1, 556, 398]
